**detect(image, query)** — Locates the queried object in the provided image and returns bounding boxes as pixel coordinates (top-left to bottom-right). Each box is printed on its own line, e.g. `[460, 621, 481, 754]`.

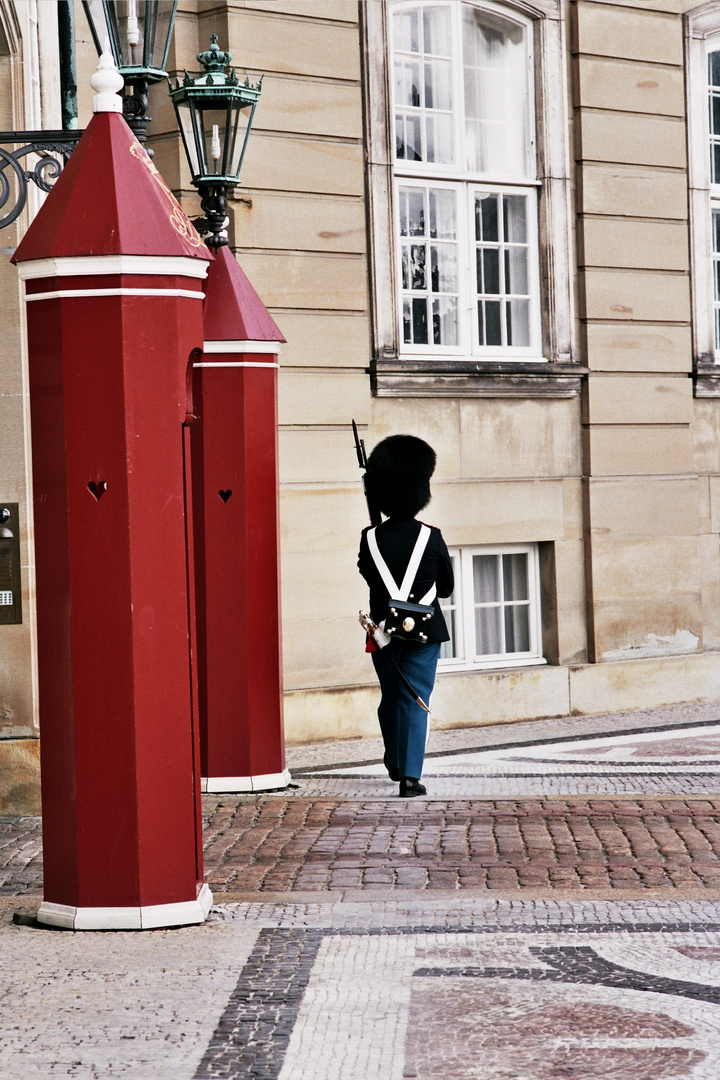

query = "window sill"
[695, 360, 720, 398]
[371, 358, 586, 398]
[438, 657, 547, 674]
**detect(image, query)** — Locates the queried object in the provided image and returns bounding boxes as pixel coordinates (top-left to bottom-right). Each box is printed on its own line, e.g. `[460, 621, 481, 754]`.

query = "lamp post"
[0, 1, 178, 230]
[174, 38, 290, 792]
[82, 1, 178, 145]
[170, 35, 261, 248]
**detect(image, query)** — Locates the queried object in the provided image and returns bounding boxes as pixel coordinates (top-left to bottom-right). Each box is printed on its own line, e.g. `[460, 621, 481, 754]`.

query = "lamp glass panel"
[107, 2, 137, 69]
[144, 1, 176, 70]
[228, 103, 254, 178]
[84, 1, 175, 72]
[83, 1, 122, 64]
[192, 102, 252, 180]
[176, 102, 201, 177]
[195, 105, 228, 178]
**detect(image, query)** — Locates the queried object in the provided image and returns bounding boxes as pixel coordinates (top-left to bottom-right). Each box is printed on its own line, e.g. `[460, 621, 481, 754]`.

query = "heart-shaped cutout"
[88, 480, 107, 501]
[218, 490, 232, 503]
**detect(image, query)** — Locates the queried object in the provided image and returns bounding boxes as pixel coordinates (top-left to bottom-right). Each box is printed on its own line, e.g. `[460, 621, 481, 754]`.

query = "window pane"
[714, 209, 720, 354]
[396, 58, 421, 109]
[462, 5, 530, 175]
[476, 606, 502, 656]
[505, 247, 529, 295]
[432, 296, 458, 345]
[504, 604, 530, 653]
[396, 113, 422, 161]
[431, 244, 458, 292]
[712, 93, 720, 137]
[412, 297, 428, 343]
[473, 554, 500, 602]
[710, 49, 720, 88]
[440, 605, 458, 660]
[506, 299, 530, 347]
[503, 195, 527, 243]
[423, 6, 451, 56]
[410, 244, 426, 289]
[439, 554, 460, 661]
[394, 8, 419, 52]
[424, 58, 452, 110]
[429, 188, 456, 239]
[393, 5, 455, 166]
[425, 112, 454, 164]
[481, 248, 500, 294]
[475, 191, 532, 349]
[502, 553, 529, 600]
[479, 300, 502, 345]
[477, 194, 499, 242]
[400, 185, 458, 350]
[403, 300, 412, 344]
[408, 189, 425, 235]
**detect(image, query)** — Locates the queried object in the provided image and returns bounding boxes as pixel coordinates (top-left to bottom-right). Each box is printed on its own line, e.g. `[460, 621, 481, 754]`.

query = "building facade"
[1, 0, 720, 812]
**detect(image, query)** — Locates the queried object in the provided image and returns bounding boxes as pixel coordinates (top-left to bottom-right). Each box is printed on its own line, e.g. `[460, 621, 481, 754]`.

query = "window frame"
[395, 177, 542, 358]
[360, 0, 577, 398]
[686, 4, 720, 395]
[438, 542, 546, 671]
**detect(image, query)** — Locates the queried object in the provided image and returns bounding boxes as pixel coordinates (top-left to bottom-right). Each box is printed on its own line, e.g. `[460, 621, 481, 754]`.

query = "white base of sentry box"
[201, 768, 291, 793]
[37, 882, 213, 931]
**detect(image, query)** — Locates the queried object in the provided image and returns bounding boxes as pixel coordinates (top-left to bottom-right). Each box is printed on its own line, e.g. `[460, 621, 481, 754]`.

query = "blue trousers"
[371, 639, 441, 781]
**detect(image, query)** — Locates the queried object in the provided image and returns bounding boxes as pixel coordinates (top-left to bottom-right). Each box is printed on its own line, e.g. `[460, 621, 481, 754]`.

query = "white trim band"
[37, 883, 213, 931]
[201, 768, 291, 794]
[26, 288, 204, 302]
[203, 340, 282, 354]
[194, 361, 279, 369]
[16, 255, 210, 281]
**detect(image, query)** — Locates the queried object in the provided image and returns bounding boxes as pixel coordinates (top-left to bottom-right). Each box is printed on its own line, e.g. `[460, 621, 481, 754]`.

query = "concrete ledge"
[431, 665, 570, 730]
[569, 650, 720, 715]
[0, 738, 40, 815]
[284, 651, 720, 743]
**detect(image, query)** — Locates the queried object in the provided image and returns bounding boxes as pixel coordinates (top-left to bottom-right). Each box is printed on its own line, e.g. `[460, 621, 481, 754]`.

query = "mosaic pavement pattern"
[2, 708, 720, 1078]
[286, 718, 720, 799]
[4, 898, 720, 1078]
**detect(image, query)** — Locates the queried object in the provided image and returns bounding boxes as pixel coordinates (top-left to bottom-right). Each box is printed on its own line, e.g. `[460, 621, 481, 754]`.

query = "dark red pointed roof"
[12, 112, 210, 264]
[203, 244, 284, 342]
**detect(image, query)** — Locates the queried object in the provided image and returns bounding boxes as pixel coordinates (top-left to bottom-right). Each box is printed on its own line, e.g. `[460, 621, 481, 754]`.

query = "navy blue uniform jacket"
[358, 519, 454, 644]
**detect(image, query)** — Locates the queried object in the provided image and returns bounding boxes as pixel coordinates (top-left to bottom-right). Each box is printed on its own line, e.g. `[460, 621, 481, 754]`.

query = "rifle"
[352, 419, 382, 525]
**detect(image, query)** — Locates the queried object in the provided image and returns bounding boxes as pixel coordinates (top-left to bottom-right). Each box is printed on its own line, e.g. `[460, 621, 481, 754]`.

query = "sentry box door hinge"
[0, 504, 22, 625]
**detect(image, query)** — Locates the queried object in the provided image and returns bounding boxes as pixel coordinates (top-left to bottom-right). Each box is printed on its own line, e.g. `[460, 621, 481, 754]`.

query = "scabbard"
[387, 653, 431, 714]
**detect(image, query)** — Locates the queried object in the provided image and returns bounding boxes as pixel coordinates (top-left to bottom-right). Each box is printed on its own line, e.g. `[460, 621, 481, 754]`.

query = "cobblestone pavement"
[2, 701, 720, 1078]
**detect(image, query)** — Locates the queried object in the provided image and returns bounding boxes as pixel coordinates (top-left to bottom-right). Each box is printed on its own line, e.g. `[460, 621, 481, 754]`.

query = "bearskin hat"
[365, 434, 437, 520]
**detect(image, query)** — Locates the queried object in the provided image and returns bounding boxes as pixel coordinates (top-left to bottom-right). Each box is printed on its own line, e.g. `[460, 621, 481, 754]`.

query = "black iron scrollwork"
[0, 131, 83, 230]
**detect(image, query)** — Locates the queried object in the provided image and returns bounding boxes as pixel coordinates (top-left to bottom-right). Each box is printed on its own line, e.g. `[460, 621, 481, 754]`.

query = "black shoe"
[384, 754, 400, 782]
[399, 778, 426, 798]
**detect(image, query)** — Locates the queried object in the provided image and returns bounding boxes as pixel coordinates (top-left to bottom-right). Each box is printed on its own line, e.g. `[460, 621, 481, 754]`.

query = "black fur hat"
[365, 434, 437, 520]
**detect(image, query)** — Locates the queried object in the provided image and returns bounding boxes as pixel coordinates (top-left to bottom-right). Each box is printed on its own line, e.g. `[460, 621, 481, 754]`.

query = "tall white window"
[687, 11, 720, 390]
[710, 45, 720, 357]
[439, 544, 544, 670]
[391, 1, 540, 359]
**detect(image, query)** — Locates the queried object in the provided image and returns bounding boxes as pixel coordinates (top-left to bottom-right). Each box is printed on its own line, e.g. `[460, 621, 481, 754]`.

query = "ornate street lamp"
[170, 36, 262, 249]
[0, 1, 178, 230]
[82, 1, 178, 143]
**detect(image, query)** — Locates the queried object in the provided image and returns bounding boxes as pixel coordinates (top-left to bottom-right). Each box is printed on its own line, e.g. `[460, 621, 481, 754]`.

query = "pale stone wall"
[160, 0, 720, 745]
[573, 0, 704, 667]
[0, 3, 39, 809]
[3, 0, 720, 805]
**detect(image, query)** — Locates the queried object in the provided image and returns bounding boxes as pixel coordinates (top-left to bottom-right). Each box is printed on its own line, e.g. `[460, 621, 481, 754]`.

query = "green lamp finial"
[196, 34, 232, 74]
